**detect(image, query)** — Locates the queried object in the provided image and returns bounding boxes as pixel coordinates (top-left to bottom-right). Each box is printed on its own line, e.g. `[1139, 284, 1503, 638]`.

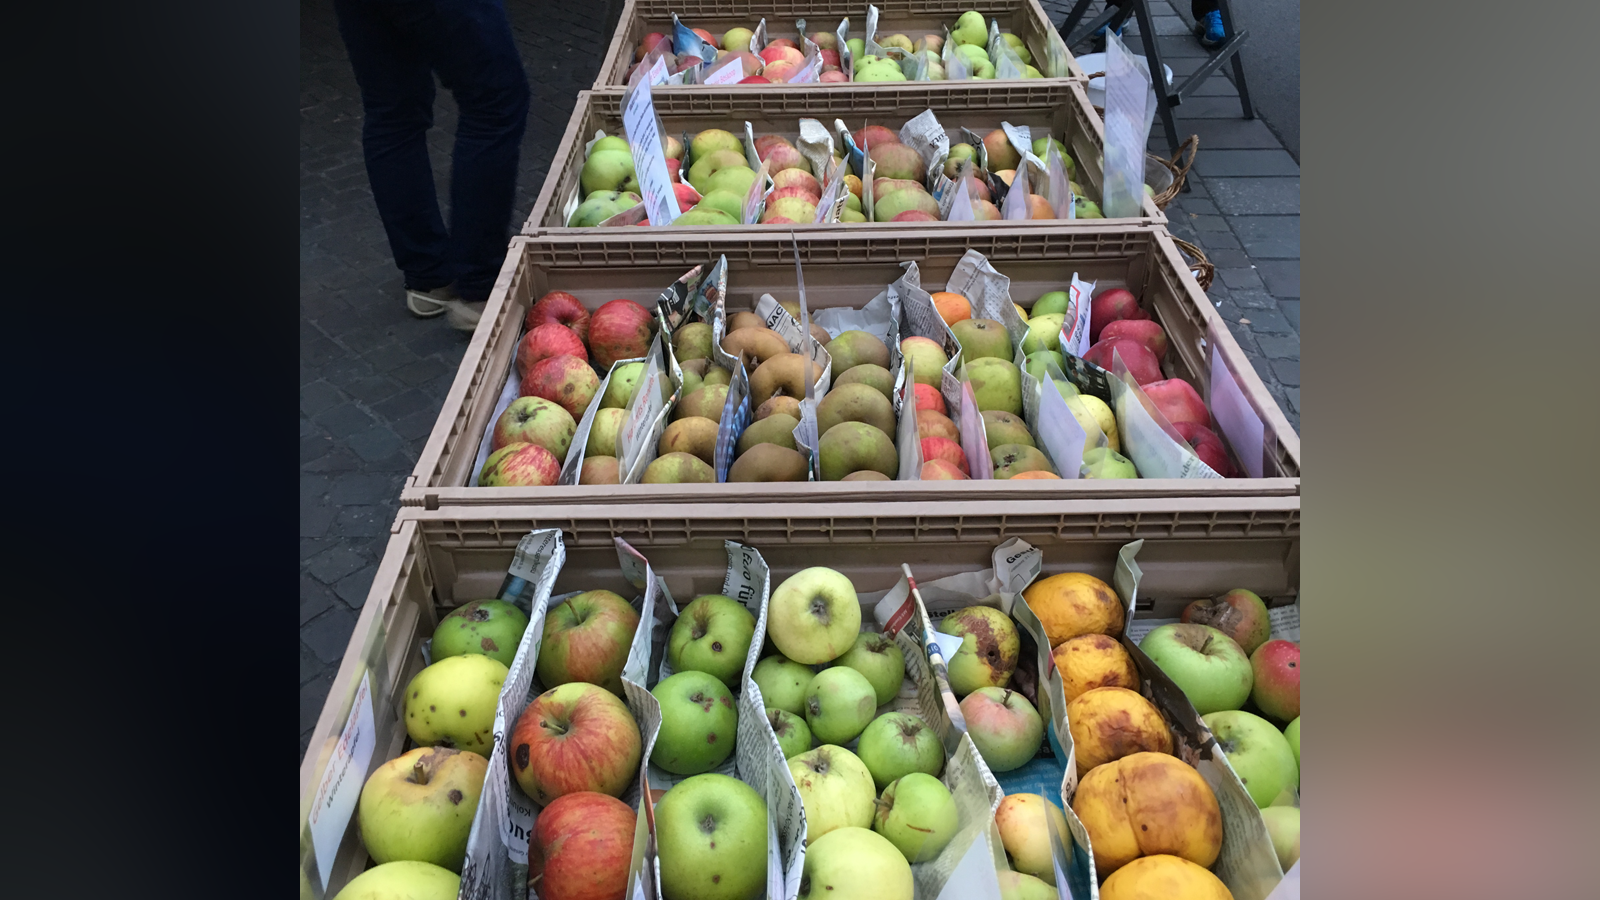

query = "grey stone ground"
[299, 0, 1299, 759]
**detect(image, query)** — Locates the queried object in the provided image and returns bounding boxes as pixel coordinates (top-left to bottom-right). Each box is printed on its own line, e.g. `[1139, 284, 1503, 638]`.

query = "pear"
[951, 11, 988, 46]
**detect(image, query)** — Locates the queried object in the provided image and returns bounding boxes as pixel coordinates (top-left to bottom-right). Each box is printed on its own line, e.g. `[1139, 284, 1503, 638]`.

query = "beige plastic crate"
[299, 502, 1299, 898]
[402, 226, 1299, 510]
[522, 82, 1165, 236]
[594, 0, 1088, 89]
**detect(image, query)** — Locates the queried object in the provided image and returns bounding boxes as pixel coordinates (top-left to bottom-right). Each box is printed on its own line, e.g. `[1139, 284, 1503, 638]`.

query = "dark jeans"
[333, 0, 530, 302]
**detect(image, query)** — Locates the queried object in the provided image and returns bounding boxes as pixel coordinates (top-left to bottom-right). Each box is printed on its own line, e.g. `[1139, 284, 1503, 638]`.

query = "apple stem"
[412, 760, 430, 786]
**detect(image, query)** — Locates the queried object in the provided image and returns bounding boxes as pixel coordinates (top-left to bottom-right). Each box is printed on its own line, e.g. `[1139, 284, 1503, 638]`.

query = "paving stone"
[301, 575, 336, 627]
[1230, 216, 1300, 259]
[1201, 247, 1250, 267]
[301, 504, 336, 539]
[393, 408, 442, 442]
[346, 425, 406, 462]
[300, 380, 346, 417]
[1194, 150, 1300, 178]
[335, 564, 380, 609]
[1270, 358, 1300, 387]
[1279, 299, 1301, 332]
[301, 641, 326, 684]
[1256, 333, 1301, 359]
[312, 402, 376, 439]
[1240, 307, 1295, 334]
[1217, 267, 1264, 291]
[336, 505, 393, 538]
[372, 389, 438, 421]
[329, 473, 400, 506]
[1207, 178, 1301, 215]
[1196, 229, 1241, 251]
[1286, 388, 1300, 415]
[342, 375, 406, 405]
[1193, 215, 1232, 232]
[1178, 118, 1286, 149]
[1228, 288, 1280, 311]
[1256, 260, 1300, 298]
[303, 606, 358, 665]
[392, 357, 451, 386]
[1173, 197, 1219, 217]
[1167, 95, 1255, 118]
[302, 473, 331, 505]
[302, 446, 363, 473]
[303, 672, 336, 739]
[306, 544, 371, 585]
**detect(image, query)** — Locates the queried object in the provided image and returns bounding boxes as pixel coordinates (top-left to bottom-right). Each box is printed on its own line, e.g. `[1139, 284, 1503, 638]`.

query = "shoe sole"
[406, 291, 450, 318]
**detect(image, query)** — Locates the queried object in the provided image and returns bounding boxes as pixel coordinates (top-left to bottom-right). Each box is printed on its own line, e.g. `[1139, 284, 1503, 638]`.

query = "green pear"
[1024, 64, 1043, 78]
[1075, 198, 1104, 218]
[1081, 447, 1138, 479]
[1032, 138, 1073, 173]
[580, 149, 636, 196]
[972, 60, 995, 79]
[1020, 313, 1067, 354]
[954, 43, 989, 66]
[688, 149, 750, 193]
[591, 135, 630, 155]
[846, 38, 866, 60]
[857, 60, 907, 82]
[697, 189, 744, 221]
[952, 11, 987, 46]
[1001, 33, 1033, 65]
[1032, 291, 1070, 317]
[841, 207, 867, 223]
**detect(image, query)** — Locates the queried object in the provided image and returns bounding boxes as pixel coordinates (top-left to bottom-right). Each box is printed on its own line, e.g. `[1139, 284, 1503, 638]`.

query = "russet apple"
[654, 773, 769, 900]
[938, 605, 1020, 695]
[331, 861, 458, 900]
[819, 421, 898, 481]
[803, 666, 878, 744]
[836, 362, 894, 400]
[983, 128, 1021, 170]
[789, 745, 878, 843]
[1140, 623, 1253, 714]
[826, 330, 890, 377]
[1052, 633, 1140, 703]
[991, 443, 1055, 479]
[1203, 709, 1298, 808]
[1073, 752, 1223, 875]
[520, 354, 600, 418]
[981, 410, 1034, 450]
[1182, 589, 1271, 656]
[432, 598, 530, 668]
[767, 707, 813, 759]
[650, 670, 738, 774]
[1250, 639, 1300, 721]
[404, 652, 507, 758]
[856, 712, 943, 790]
[960, 686, 1043, 772]
[951, 317, 1012, 363]
[668, 594, 757, 688]
[818, 382, 896, 437]
[1099, 855, 1232, 900]
[966, 357, 1023, 415]
[357, 746, 487, 872]
[536, 589, 641, 696]
[994, 792, 1071, 884]
[1066, 687, 1173, 773]
[528, 791, 636, 900]
[511, 681, 642, 803]
[873, 773, 958, 863]
[641, 451, 716, 484]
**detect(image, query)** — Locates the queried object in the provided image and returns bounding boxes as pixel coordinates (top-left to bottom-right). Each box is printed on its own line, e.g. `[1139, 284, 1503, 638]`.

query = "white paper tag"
[1037, 373, 1087, 479]
[702, 58, 747, 85]
[621, 82, 679, 225]
[1061, 274, 1096, 359]
[1208, 336, 1266, 479]
[1103, 33, 1151, 219]
[308, 671, 376, 892]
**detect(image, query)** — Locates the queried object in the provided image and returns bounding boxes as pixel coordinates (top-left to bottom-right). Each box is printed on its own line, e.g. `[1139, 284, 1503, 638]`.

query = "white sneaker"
[405, 284, 457, 318]
[445, 300, 487, 333]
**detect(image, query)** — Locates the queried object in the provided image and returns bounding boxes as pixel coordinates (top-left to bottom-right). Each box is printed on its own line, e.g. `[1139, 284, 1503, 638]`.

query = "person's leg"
[431, 0, 530, 311]
[333, 0, 453, 308]
[1192, 0, 1226, 47]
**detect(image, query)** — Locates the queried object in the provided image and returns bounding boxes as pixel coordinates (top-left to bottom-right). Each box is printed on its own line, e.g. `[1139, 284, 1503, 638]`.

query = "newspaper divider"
[896, 553, 1089, 900]
[631, 539, 799, 900]
[995, 538, 1285, 900]
[795, 118, 837, 190]
[836, 18, 853, 80]
[835, 121, 876, 222]
[458, 530, 669, 900]
[618, 335, 681, 484]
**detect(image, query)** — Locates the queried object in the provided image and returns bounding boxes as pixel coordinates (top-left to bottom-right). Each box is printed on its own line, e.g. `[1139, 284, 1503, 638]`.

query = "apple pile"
[337, 600, 533, 897]
[478, 291, 658, 487]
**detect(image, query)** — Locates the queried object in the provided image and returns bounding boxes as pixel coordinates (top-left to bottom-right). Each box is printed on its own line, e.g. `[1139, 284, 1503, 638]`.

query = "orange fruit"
[1010, 471, 1061, 480]
[932, 291, 972, 326]
[1026, 195, 1056, 220]
[995, 169, 1016, 186]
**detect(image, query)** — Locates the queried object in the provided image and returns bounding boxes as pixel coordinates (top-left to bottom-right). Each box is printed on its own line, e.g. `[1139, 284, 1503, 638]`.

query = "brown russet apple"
[756, 394, 802, 420]
[818, 421, 898, 480]
[722, 328, 790, 370]
[817, 383, 896, 437]
[991, 443, 1055, 479]
[673, 383, 729, 421]
[641, 451, 715, 483]
[750, 353, 821, 407]
[727, 310, 766, 332]
[836, 363, 894, 400]
[826, 331, 891, 378]
[728, 443, 809, 481]
[841, 470, 892, 482]
[736, 413, 800, 456]
[980, 410, 1033, 450]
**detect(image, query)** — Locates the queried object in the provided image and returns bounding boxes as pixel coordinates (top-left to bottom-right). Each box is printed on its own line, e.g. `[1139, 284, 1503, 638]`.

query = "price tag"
[620, 82, 679, 225]
[702, 57, 746, 85]
[308, 672, 376, 892]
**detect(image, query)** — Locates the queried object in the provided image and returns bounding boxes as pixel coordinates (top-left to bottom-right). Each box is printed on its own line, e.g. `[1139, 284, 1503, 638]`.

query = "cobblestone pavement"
[300, 0, 1299, 760]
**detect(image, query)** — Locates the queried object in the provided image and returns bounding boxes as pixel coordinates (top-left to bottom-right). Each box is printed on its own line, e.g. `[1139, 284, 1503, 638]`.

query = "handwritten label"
[621, 82, 678, 225]
[1061, 274, 1096, 358]
[308, 671, 376, 892]
[702, 57, 747, 85]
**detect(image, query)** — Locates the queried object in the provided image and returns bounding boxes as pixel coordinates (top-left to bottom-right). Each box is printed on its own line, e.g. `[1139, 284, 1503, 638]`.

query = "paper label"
[789, 49, 823, 83]
[796, 118, 836, 184]
[617, 335, 671, 479]
[702, 56, 747, 85]
[896, 358, 921, 480]
[621, 82, 679, 225]
[1103, 32, 1151, 219]
[1061, 274, 1096, 359]
[1001, 161, 1032, 220]
[308, 671, 376, 892]
[1037, 372, 1088, 478]
[812, 157, 848, 224]
[1208, 332, 1266, 478]
[743, 156, 773, 225]
[864, 5, 883, 56]
[899, 108, 950, 186]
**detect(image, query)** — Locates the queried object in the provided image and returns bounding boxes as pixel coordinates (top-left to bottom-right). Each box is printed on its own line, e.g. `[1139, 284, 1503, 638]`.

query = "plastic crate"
[298, 503, 1300, 899]
[401, 226, 1299, 509]
[522, 82, 1166, 236]
[594, 0, 1088, 89]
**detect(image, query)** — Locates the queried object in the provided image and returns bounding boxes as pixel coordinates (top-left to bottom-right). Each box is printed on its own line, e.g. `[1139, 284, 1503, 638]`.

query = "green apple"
[650, 670, 738, 775]
[586, 407, 626, 457]
[873, 773, 958, 863]
[690, 128, 742, 162]
[1020, 313, 1066, 354]
[1031, 290, 1071, 318]
[798, 826, 913, 900]
[1140, 623, 1253, 714]
[1075, 197, 1104, 218]
[1031, 137, 1071, 171]
[981, 410, 1035, 450]
[1260, 805, 1301, 871]
[855, 712, 944, 790]
[951, 11, 987, 46]
[704, 164, 758, 199]
[1023, 64, 1043, 79]
[722, 27, 754, 53]
[951, 317, 1014, 364]
[958, 686, 1043, 773]
[971, 59, 996, 79]
[846, 38, 865, 60]
[767, 707, 813, 758]
[900, 336, 950, 388]
[668, 594, 756, 688]
[1024, 350, 1065, 382]
[938, 605, 1020, 696]
[944, 142, 976, 179]
[332, 861, 459, 900]
[654, 773, 769, 900]
[599, 361, 645, 409]
[788, 745, 878, 844]
[1203, 709, 1300, 809]
[768, 567, 862, 664]
[403, 654, 507, 758]
[592, 135, 629, 155]
[356, 746, 487, 872]
[831, 633, 905, 706]
[580, 149, 636, 196]
[569, 190, 639, 227]
[996, 871, 1058, 900]
[966, 357, 1023, 416]
[1081, 447, 1139, 479]
[1284, 716, 1300, 767]
[674, 207, 740, 227]
[430, 599, 529, 668]
[856, 60, 908, 82]
[688, 149, 750, 193]
[803, 666, 878, 744]
[752, 654, 814, 714]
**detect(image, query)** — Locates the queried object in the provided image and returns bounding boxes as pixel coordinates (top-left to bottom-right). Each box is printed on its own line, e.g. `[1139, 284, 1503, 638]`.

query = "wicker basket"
[1171, 235, 1215, 291]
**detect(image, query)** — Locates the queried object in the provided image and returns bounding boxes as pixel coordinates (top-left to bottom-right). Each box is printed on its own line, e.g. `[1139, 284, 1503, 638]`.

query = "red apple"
[1083, 337, 1162, 384]
[673, 182, 702, 212]
[520, 354, 601, 418]
[671, 58, 701, 75]
[892, 210, 939, 222]
[526, 291, 592, 344]
[517, 323, 589, 377]
[1142, 378, 1211, 428]
[771, 168, 822, 197]
[1174, 422, 1238, 477]
[916, 409, 960, 441]
[1089, 288, 1148, 342]
[769, 185, 820, 204]
[490, 395, 576, 457]
[1098, 318, 1169, 361]
[587, 299, 656, 369]
[478, 441, 562, 487]
[913, 383, 946, 415]
[857, 125, 900, 148]
[636, 33, 669, 62]
[1250, 640, 1299, 722]
[1182, 590, 1272, 656]
[921, 459, 969, 480]
[510, 682, 644, 804]
[819, 48, 841, 68]
[760, 215, 797, 223]
[728, 50, 764, 77]
[528, 791, 637, 900]
[692, 28, 720, 49]
[766, 37, 799, 52]
[758, 140, 809, 173]
[763, 61, 800, 82]
[759, 45, 804, 67]
[958, 686, 1044, 772]
[921, 436, 969, 474]
[962, 175, 991, 203]
[536, 590, 642, 697]
[665, 158, 681, 180]
[738, 75, 769, 84]
[819, 70, 849, 83]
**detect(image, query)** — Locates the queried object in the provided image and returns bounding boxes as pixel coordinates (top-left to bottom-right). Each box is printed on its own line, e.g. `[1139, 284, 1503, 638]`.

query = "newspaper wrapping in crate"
[456, 530, 647, 900]
[996, 538, 1286, 900]
[631, 539, 800, 900]
[900, 558, 1091, 900]
[884, 263, 967, 479]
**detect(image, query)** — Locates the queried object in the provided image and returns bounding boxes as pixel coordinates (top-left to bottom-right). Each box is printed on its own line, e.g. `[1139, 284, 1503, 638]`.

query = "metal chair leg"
[1127, 0, 1183, 159]
[1217, 0, 1255, 119]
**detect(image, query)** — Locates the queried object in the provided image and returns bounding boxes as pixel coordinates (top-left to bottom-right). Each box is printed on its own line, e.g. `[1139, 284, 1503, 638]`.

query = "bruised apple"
[1066, 688, 1174, 774]
[1072, 752, 1222, 875]
[1051, 633, 1141, 703]
[1020, 571, 1124, 647]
